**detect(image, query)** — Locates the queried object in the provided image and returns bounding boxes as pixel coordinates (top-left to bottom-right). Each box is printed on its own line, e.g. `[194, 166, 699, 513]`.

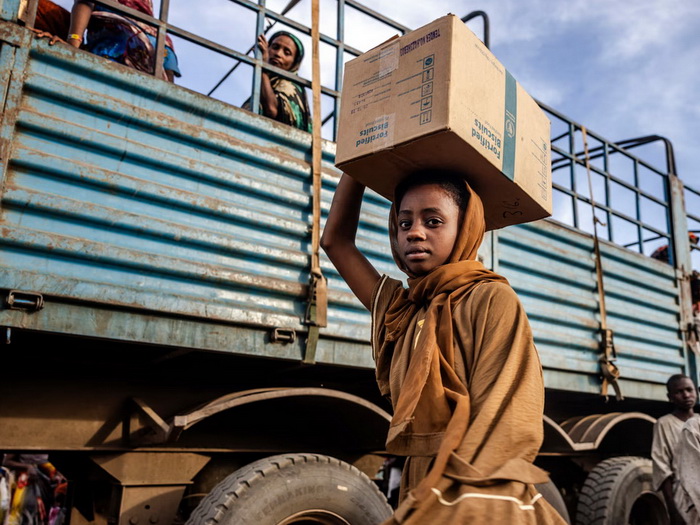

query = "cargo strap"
[303, 0, 327, 364]
[581, 126, 623, 401]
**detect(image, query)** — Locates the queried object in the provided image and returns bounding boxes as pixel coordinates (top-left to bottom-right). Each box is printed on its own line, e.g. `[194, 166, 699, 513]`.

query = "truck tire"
[575, 456, 668, 525]
[186, 453, 392, 525]
[536, 481, 571, 524]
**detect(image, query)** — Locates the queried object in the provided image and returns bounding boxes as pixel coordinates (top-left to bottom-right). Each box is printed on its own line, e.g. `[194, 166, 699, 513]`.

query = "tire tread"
[186, 453, 388, 525]
[575, 456, 651, 525]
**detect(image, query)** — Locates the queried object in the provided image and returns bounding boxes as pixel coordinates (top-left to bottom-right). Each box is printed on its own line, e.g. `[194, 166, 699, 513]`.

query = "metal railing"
[23, 0, 410, 139]
[540, 101, 679, 262]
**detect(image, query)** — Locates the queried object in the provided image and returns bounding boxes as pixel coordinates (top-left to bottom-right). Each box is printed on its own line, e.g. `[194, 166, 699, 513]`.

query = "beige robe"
[675, 417, 700, 524]
[372, 275, 566, 524]
[652, 413, 700, 491]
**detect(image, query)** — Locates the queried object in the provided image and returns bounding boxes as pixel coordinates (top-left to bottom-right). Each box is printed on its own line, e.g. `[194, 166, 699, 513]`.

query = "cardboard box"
[335, 14, 552, 230]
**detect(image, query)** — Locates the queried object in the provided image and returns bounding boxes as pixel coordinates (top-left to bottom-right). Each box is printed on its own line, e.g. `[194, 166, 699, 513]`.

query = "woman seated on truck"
[321, 172, 565, 524]
[242, 31, 312, 133]
[67, 0, 181, 82]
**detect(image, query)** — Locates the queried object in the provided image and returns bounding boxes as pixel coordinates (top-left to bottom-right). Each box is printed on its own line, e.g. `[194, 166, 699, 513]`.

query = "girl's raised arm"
[321, 174, 381, 310]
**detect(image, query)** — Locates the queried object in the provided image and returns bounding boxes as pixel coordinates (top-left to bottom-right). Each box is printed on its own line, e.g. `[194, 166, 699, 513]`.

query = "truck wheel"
[536, 480, 571, 524]
[575, 456, 668, 525]
[186, 453, 392, 525]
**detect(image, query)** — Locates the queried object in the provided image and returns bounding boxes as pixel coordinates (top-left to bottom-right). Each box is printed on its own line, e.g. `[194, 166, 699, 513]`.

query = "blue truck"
[0, 1, 698, 524]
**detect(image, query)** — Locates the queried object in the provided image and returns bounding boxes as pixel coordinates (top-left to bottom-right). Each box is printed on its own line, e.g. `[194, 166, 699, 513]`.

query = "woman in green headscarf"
[243, 31, 312, 132]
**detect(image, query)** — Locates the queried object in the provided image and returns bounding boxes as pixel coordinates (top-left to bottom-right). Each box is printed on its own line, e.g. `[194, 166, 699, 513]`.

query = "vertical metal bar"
[603, 142, 619, 244]
[153, 0, 169, 79]
[333, 0, 346, 140]
[486, 231, 499, 273]
[570, 123, 579, 229]
[665, 191, 673, 265]
[632, 159, 643, 255]
[159, 0, 170, 20]
[668, 173, 689, 272]
[662, 140, 675, 263]
[251, 0, 266, 114]
[604, 149, 612, 241]
[22, 0, 38, 27]
[668, 176, 695, 375]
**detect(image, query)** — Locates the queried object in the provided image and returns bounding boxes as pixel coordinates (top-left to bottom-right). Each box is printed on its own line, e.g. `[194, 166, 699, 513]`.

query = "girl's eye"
[398, 220, 411, 229]
[426, 218, 443, 227]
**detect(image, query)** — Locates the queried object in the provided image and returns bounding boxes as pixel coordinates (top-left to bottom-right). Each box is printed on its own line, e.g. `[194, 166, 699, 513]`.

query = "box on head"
[335, 14, 552, 231]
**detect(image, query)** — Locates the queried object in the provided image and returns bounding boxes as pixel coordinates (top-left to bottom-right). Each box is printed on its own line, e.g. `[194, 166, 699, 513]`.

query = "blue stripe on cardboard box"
[502, 70, 517, 181]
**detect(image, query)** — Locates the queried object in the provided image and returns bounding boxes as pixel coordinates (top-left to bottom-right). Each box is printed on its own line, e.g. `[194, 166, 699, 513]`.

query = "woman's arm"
[2, 454, 39, 478]
[256, 35, 280, 119]
[67, 1, 94, 48]
[321, 174, 381, 310]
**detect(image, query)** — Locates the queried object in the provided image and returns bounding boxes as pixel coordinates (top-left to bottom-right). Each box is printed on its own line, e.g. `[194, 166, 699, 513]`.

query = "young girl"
[321, 172, 565, 524]
[242, 31, 312, 132]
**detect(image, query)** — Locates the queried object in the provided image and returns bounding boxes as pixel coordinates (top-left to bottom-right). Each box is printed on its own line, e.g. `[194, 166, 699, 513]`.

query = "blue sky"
[50, 0, 699, 265]
[375, 1, 699, 184]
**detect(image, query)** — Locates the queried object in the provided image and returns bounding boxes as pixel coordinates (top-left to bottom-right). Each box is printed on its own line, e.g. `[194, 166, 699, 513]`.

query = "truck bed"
[0, 22, 686, 402]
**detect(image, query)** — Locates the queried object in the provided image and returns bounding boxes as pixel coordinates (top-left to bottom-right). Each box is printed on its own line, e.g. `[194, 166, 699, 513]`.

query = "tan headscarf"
[374, 181, 559, 523]
[378, 181, 507, 451]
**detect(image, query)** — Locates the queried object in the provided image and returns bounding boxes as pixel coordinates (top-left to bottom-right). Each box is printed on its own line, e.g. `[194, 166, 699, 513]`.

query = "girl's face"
[268, 35, 297, 71]
[396, 184, 461, 275]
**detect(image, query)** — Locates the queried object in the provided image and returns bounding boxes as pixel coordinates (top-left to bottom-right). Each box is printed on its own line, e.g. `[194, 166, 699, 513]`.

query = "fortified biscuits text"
[472, 118, 501, 159]
[356, 122, 389, 147]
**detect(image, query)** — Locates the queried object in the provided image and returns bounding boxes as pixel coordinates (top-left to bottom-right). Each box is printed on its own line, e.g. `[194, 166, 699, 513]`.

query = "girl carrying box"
[321, 171, 565, 524]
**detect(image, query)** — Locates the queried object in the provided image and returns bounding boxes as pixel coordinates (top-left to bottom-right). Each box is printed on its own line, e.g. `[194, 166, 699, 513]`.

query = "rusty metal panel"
[1, 0, 21, 22]
[499, 220, 684, 400]
[0, 29, 394, 368]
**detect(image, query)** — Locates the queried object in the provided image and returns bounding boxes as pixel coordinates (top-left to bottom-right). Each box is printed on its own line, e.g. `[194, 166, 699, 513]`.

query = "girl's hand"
[257, 34, 269, 63]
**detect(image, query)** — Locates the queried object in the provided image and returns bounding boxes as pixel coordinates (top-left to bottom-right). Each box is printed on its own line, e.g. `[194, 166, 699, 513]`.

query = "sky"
[50, 0, 700, 266]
